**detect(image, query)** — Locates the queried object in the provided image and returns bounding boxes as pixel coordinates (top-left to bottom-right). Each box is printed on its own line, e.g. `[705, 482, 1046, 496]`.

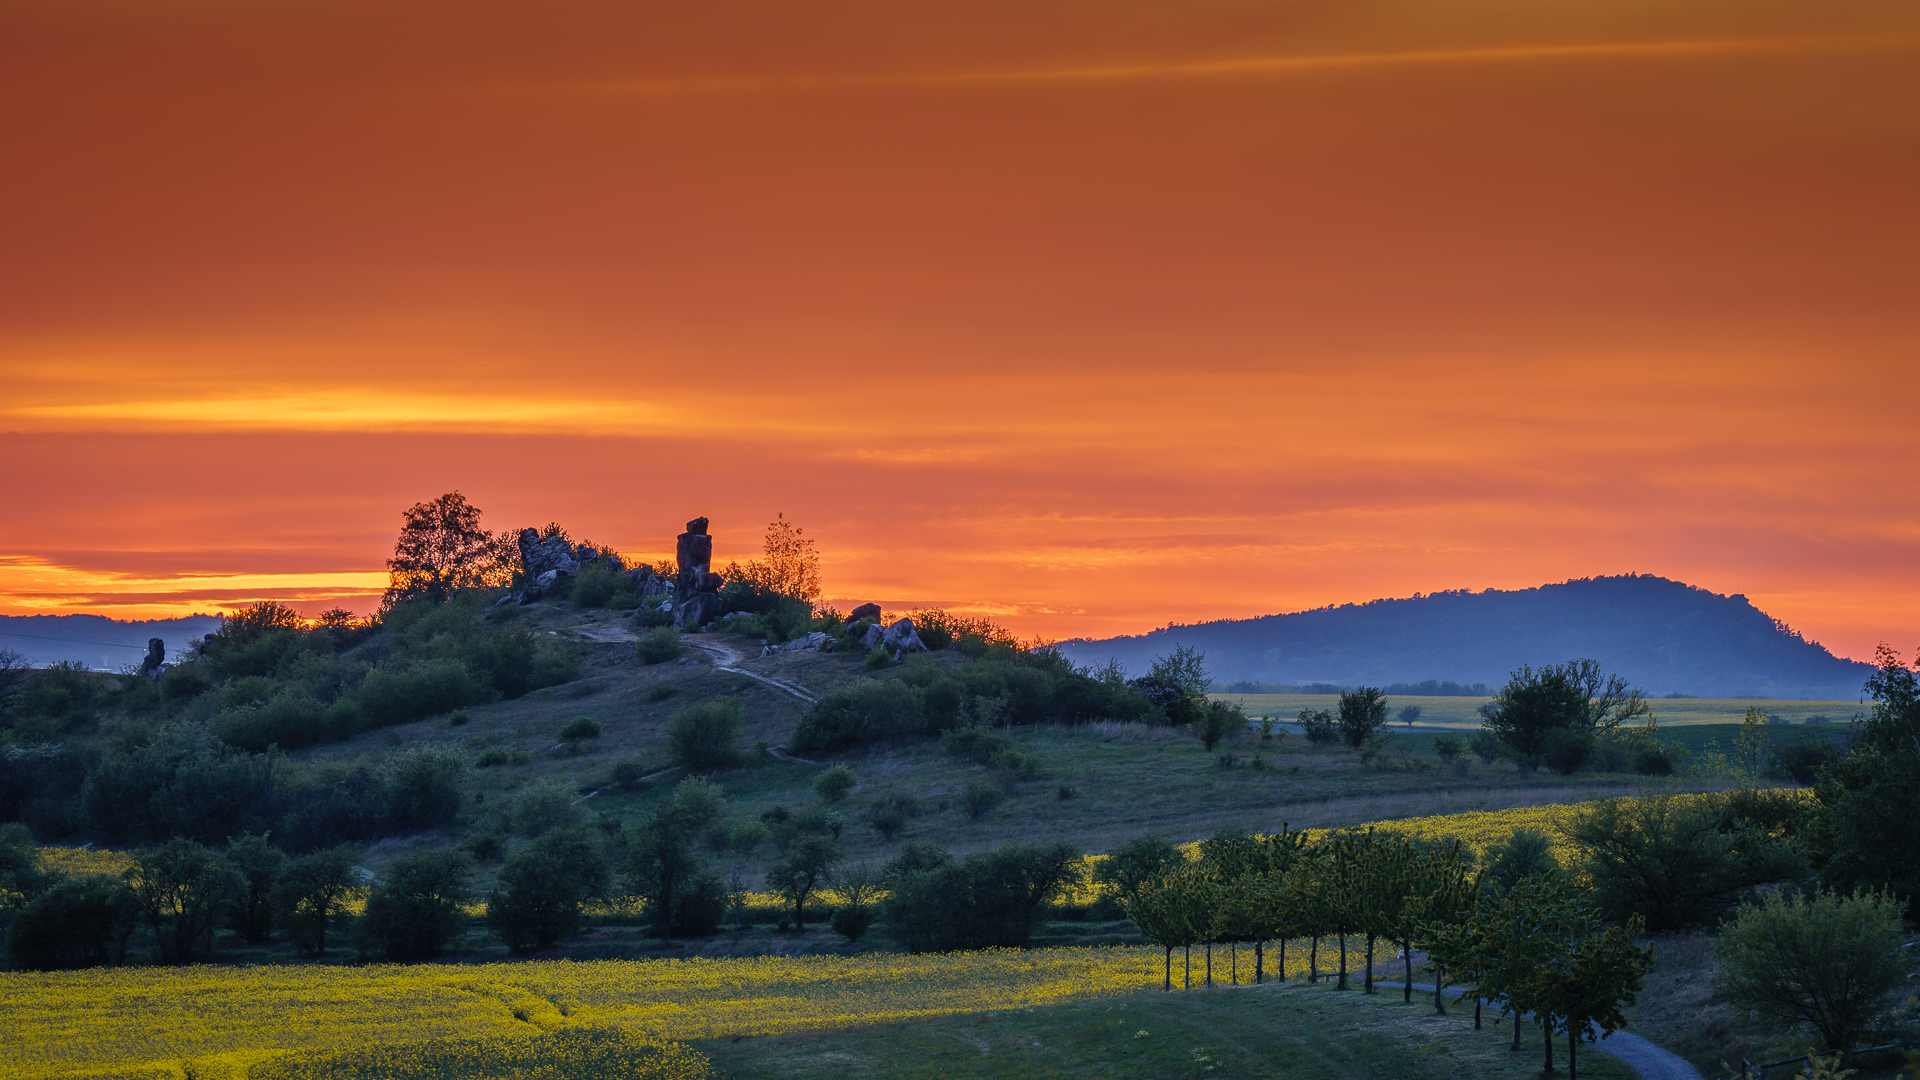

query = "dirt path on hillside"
[1435, 985, 1702, 1080]
[686, 635, 819, 704]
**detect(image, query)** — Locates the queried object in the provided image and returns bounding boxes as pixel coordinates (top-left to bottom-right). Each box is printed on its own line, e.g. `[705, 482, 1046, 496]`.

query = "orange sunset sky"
[2, 0, 1916, 660]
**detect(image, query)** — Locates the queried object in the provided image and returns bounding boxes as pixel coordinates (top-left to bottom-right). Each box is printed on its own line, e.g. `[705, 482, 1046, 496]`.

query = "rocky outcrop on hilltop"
[673, 517, 724, 630]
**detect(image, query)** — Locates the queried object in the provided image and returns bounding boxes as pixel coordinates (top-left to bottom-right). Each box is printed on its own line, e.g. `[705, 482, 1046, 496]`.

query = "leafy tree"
[766, 834, 841, 931]
[381, 746, 469, 832]
[1569, 792, 1805, 931]
[1480, 827, 1560, 896]
[1714, 889, 1907, 1052]
[664, 699, 744, 772]
[1526, 895, 1652, 1080]
[731, 514, 822, 603]
[224, 833, 287, 945]
[1810, 645, 1920, 915]
[510, 779, 586, 838]
[125, 838, 244, 965]
[1198, 700, 1244, 751]
[5, 876, 136, 970]
[383, 491, 510, 608]
[1335, 688, 1390, 749]
[361, 850, 473, 960]
[488, 827, 610, 952]
[1128, 868, 1208, 989]
[0, 823, 55, 912]
[1094, 834, 1184, 916]
[271, 847, 362, 956]
[627, 778, 726, 941]
[1479, 659, 1648, 771]
[1298, 707, 1339, 745]
[1403, 844, 1477, 1011]
[812, 764, 856, 803]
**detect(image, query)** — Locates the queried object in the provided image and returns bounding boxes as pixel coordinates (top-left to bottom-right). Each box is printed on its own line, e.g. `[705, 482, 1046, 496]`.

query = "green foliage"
[861, 647, 892, 672]
[383, 491, 513, 607]
[664, 698, 744, 771]
[1569, 791, 1806, 932]
[1335, 687, 1390, 749]
[511, 779, 586, 838]
[765, 834, 842, 931]
[830, 904, 874, 943]
[1198, 700, 1244, 751]
[271, 847, 362, 956]
[626, 778, 727, 940]
[635, 626, 684, 665]
[558, 716, 602, 742]
[82, 722, 280, 846]
[126, 837, 245, 965]
[881, 841, 1081, 952]
[224, 833, 287, 945]
[1770, 730, 1839, 783]
[1298, 707, 1339, 745]
[360, 850, 473, 960]
[959, 781, 1003, 820]
[1478, 659, 1648, 771]
[812, 764, 857, 803]
[1715, 889, 1907, 1051]
[382, 746, 469, 832]
[1810, 647, 1920, 916]
[791, 680, 926, 752]
[1469, 730, 1503, 764]
[568, 560, 634, 609]
[488, 827, 610, 952]
[5, 875, 135, 971]
[1094, 834, 1184, 916]
[1431, 734, 1463, 763]
[1479, 828, 1560, 895]
[356, 659, 494, 729]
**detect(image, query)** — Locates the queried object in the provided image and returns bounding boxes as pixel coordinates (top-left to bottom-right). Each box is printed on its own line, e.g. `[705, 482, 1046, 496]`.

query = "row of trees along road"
[1121, 826, 1651, 1080]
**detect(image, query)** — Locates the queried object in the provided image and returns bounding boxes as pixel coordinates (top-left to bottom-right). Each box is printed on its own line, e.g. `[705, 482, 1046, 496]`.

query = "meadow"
[1215, 693, 1862, 729]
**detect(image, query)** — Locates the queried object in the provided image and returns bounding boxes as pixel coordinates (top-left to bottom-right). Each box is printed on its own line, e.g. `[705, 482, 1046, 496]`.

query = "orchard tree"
[384, 491, 513, 608]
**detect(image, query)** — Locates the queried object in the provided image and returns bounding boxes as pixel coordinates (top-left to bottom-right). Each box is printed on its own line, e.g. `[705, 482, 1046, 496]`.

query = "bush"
[813, 764, 857, 803]
[1432, 734, 1463, 763]
[1630, 737, 1677, 775]
[382, 746, 469, 832]
[665, 698, 743, 771]
[940, 727, 1012, 765]
[960, 781, 1003, 820]
[568, 561, 630, 609]
[487, 828, 609, 953]
[447, 708, 469, 727]
[1469, 730, 1503, 764]
[511, 779, 585, 837]
[1481, 827, 1560, 894]
[631, 604, 673, 629]
[1198, 701, 1243, 751]
[862, 647, 892, 672]
[634, 626, 683, 665]
[356, 659, 493, 729]
[880, 841, 1081, 952]
[5, 876, 134, 970]
[1770, 731, 1838, 784]
[1715, 889, 1907, 1051]
[1570, 793, 1806, 931]
[359, 850, 473, 961]
[558, 716, 602, 742]
[1335, 687, 1389, 748]
[831, 905, 874, 943]
[1539, 726, 1594, 775]
[1299, 708, 1339, 745]
[790, 680, 926, 753]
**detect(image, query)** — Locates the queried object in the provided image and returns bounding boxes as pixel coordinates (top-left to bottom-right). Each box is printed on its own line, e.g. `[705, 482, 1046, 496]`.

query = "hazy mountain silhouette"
[0, 613, 225, 670]
[1058, 574, 1874, 700]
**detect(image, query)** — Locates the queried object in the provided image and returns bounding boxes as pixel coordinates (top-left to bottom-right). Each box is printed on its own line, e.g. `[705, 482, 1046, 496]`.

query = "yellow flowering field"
[34, 847, 132, 879]
[0, 947, 1160, 1080]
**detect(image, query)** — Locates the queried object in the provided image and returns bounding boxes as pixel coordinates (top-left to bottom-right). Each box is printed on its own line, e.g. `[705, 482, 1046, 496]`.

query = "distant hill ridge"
[1057, 574, 1873, 700]
[0, 613, 225, 670]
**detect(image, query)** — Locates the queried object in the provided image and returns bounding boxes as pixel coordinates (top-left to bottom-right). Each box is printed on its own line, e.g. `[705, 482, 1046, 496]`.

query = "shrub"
[1198, 701, 1243, 751]
[1630, 737, 1677, 775]
[1481, 827, 1560, 894]
[511, 779, 585, 838]
[558, 716, 602, 742]
[790, 680, 925, 753]
[382, 745, 469, 832]
[1299, 708, 1339, 745]
[1539, 725, 1594, 775]
[646, 685, 679, 702]
[1335, 687, 1389, 748]
[359, 850, 473, 961]
[447, 708, 469, 727]
[5, 876, 134, 970]
[568, 561, 630, 609]
[863, 798, 909, 841]
[1432, 734, 1463, 763]
[487, 828, 609, 952]
[356, 659, 493, 729]
[476, 748, 513, 768]
[862, 647, 892, 672]
[881, 841, 1080, 952]
[940, 726, 1012, 765]
[813, 764, 857, 803]
[831, 905, 874, 943]
[960, 781, 1003, 820]
[665, 698, 743, 771]
[1469, 730, 1503, 764]
[1715, 889, 1907, 1051]
[631, 604, 673, 629]
[1570, 793, 1807, 931]
[1770, 731, 1839, 784]
[635, 626, 684, 665]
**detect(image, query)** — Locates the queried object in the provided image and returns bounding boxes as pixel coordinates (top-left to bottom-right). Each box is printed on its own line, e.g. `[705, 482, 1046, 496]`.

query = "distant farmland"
[1213, 693, 1861, 730]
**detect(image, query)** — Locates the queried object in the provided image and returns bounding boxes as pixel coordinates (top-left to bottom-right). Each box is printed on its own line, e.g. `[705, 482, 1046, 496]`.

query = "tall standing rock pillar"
[673, 517, 724, 629]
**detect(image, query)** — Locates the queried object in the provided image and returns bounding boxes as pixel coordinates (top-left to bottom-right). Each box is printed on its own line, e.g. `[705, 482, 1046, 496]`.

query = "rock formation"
[515, 529, 581, 602]
[882, 617, 928, 655]
[847, 602, 882, 624]
[137, 638, 165, 680]
[673, 517, 724, 629]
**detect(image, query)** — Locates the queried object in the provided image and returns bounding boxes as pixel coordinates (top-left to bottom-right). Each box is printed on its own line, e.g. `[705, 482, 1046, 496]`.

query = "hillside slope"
[1057, 574, 1871, 699]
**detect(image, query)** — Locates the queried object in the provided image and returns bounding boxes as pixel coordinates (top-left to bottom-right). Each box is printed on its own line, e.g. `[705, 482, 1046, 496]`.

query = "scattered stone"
[881, 617, 928, 654]
[775, 631, 832, 655]
[857, 623, 885, 651]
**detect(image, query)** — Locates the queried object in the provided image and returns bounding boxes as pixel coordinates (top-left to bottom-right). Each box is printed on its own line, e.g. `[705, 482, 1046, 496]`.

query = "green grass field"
[698, 979, 1636, 1080]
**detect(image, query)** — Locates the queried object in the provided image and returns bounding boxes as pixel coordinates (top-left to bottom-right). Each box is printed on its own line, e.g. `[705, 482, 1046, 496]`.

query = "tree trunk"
[1474, 998, 1481, 1030]
[1230, 941, 1237, 985]
[1364, 932, 1375, 994]
[1164, 947, 1171, 991]
[1184, 944, 1191, 989]
[1278, 938, 1286, 983]
[1542, 1017, 1554, 1071]
[1569, 1026, 1577, 1080]
[1402, 938, 1413, 1003]
[1511, 1010, 1521, 1051]
[1337, 933, 1348, 990]
[1310, 936, 1318, 983]
[1255, 939, 1263, 984]
[1205, 942, 1213, 988]
[1432, 967, 1445, 1015]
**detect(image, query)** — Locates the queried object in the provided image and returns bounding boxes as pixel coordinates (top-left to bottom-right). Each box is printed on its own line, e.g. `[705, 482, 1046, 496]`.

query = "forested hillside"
[1058, 575, 1873, 699]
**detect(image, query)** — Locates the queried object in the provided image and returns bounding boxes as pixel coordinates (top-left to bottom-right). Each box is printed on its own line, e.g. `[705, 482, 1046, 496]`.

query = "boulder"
[848, 602, 882, 623]
[857, 622, 885, 651]
[675, 591, 722, 630]
[777, 631, 832, 654]
[517, 529, 580, 584]
[137, 638, 165, 681]
[535, 568, 572, 594]
[882, 618, 928, 654]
